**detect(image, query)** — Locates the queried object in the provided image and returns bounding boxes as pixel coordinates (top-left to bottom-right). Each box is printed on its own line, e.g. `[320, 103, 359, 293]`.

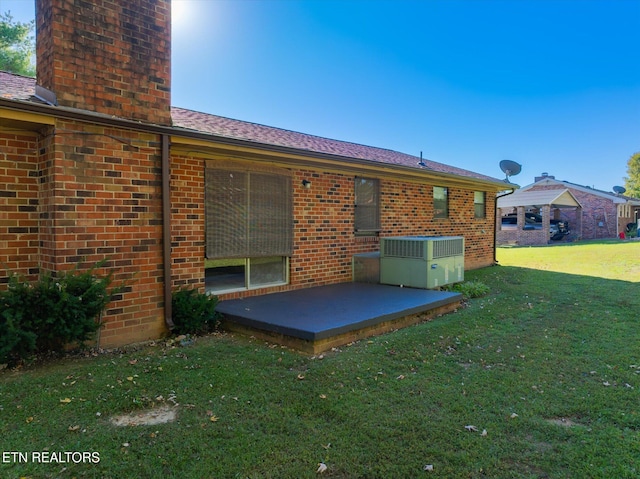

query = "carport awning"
[498, 188, 582, 209]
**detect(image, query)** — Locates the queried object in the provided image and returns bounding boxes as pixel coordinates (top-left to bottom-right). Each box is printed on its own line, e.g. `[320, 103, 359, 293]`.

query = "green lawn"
[1, 239, 639, 478]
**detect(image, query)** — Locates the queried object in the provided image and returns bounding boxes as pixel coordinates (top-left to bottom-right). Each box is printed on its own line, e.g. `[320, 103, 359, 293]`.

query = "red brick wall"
[291, 170, 357, 287]
[0, 132, 40, 282]
[36, 0, 171, 125]
[170, 154, 205, 290]
[0, 124, 167, 346]
[1, 140, 498, 345]
[38, 121, 165, 347]
[211, 165, 497, 301]
[380, 181, 495, 269]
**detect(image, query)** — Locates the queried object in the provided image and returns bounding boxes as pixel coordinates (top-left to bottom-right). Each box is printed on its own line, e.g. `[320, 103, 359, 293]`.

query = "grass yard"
[1, 239, 639, 478]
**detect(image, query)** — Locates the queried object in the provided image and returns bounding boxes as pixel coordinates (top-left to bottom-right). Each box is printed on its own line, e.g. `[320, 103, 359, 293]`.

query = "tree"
[624, 152, 640, 199]
[0, 12, 35, 77]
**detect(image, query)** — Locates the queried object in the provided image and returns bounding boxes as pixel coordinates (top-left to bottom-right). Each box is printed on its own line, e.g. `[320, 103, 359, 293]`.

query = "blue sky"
[3, 0, 639, 190]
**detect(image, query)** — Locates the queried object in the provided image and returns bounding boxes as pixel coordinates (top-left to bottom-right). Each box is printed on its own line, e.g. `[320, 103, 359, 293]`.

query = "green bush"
[447, 280, 490, 300]
[171, 288, 220, 335]
[0, 261, 122, 365]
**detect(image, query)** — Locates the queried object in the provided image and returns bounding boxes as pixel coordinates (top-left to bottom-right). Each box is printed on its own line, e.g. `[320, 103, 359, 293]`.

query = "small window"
[355, 177, 380, 234]
[474, 191, 486, 218]
[433, 186, 448, 219]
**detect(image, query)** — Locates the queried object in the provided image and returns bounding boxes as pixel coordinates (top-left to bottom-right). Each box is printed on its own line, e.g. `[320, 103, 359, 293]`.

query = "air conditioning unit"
[379, 236, 464, 289]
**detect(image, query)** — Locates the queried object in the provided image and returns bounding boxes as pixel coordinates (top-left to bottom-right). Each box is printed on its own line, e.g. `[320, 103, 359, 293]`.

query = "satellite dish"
[613, 185, 626, 195]
[499, 160, 522, 183]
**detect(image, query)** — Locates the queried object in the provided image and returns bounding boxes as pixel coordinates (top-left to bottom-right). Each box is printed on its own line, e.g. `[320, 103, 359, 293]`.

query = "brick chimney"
[35, 0, 171, 126]
[535, 172, 555, 182]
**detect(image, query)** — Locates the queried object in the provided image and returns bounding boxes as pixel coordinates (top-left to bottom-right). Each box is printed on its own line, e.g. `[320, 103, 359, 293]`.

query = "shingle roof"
[497, 188, 582, 209]
[1, 70, 503, 185]
[521, 177, 640, 203]
[170, 107, 502, 182]
[0, 71, 40, 101]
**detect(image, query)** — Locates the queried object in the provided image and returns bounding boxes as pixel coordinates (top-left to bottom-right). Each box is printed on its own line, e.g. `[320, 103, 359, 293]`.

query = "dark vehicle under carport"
[502, 213, 570, 240]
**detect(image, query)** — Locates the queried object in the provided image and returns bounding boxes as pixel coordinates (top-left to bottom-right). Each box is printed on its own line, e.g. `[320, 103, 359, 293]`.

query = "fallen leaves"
[316, 462, 327, 473]
[206, 410, 219, 422]
[465, 424, 489, 437]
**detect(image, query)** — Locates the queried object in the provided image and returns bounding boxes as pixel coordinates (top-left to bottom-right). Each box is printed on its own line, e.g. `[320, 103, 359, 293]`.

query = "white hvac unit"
[379, 236, 464, 289]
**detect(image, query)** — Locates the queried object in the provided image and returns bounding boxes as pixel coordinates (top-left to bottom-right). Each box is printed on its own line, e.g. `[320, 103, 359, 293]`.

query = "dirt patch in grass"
[546, 417, 582, 427]
[110, 406, 177, 427]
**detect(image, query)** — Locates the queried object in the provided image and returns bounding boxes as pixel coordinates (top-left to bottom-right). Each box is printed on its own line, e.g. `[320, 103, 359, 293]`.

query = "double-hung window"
[474, 191, 486, 219]
[205, 164, 292, 292]
[354, 177, 380, 235]
[433, 186, 448, 219]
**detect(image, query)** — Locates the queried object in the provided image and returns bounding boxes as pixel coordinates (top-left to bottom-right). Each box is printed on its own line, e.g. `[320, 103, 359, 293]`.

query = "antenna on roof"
[418, 151, 427, 167]
[499, 159, 522, 183]
[613, 185, 626, 195]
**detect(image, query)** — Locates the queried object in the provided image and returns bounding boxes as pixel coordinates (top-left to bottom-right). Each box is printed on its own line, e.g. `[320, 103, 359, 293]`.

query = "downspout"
[493, 187, 516, 265]
[162, 133, 174, 330]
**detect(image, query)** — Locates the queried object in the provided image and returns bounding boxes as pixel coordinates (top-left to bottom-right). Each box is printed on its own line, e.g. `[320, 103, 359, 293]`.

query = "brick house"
[0, 0, 508, 348]
[509, 174, 640, 241]
[496, 187, 582, 246]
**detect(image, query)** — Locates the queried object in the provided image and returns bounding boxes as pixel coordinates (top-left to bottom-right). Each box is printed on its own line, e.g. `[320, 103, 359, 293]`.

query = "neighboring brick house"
[497, 173, 640, 244]
[0, 0, 508, 347]
[519, 174, 640, 240]
[496, 187, 582, 246]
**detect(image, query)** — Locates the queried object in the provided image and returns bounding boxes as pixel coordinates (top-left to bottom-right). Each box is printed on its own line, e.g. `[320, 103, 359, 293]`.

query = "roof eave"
[0, 97, 507, 191]
[169, 132, 508, 191]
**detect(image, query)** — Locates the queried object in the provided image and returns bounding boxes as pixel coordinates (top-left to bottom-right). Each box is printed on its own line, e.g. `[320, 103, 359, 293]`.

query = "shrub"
[171, 288, 220, 335]
[0, 261, 122, 365]
[448, 280, 490, 300]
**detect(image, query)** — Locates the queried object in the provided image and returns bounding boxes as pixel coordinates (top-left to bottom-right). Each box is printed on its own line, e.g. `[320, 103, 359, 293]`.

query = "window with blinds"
[205, 167, 293, 259]
[204, 165, 292, 293]
[354, 177, 380, 234]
